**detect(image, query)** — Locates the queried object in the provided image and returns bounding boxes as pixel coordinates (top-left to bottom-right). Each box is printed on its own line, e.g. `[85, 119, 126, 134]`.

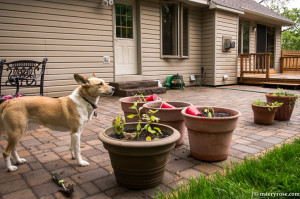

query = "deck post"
[240, 55, 244, 83]
[266, 53, 270, 81]
[280, 57, 284, 73]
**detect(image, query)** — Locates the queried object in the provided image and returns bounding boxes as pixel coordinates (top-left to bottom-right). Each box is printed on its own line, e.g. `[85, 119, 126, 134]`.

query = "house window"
[238, 21, 250, 54]
[162, 3, 189, 57]
[116, 3, 133, 38]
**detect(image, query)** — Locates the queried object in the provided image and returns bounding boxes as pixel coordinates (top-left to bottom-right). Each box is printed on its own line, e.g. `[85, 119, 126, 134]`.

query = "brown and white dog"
[0, 74, 114, 171]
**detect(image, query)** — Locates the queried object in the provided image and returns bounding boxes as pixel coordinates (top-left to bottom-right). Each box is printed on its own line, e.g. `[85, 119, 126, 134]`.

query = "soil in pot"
[109, 128, 170, 141]
[182, 107, 241, 162]
[143, 101, 192, 145]
[200, 111, 233, 117]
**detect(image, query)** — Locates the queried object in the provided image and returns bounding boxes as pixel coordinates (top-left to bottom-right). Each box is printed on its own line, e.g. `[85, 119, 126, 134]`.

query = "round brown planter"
[265, 94, 298, 121]
[119, 96, 161, 122]
[251, 104, 279, 125]
[99, 123, 180, 189]
[143, 101, 192, 146]
[181, 107, 241, 161]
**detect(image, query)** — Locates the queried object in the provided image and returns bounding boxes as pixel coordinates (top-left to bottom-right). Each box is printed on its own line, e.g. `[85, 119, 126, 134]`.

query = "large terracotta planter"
[181, 107, 241, 161]
[265, 94, 298, 121]
[119, 96, 160, 122]
[251, 104, 279, 125]
[143, 101, 192, 146]
[99, 123, 180, 189]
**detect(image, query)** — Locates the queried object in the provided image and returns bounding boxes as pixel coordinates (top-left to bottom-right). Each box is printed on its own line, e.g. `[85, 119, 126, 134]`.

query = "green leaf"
[150, 130, 157, 134]
[138, 106, 143, 112]
[137, 123, 141, 131]
[148, 110, 158, 114]
[154, 127, 161, 133]
[147, 126, 152, 132]
[208, 112, 212, 118]
[154, 138, 160, 141]
[151, 116, 156, 122]
[127, 114, 136, 119]
[129, 105, 136, 109]
[204, 109, 208, 113]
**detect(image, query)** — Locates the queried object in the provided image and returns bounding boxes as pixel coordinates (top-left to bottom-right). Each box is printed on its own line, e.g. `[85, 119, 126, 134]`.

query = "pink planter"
[143, 101, 192, 146]
[181, 107, 241, 161]
[119, 96, 161, 123]
[265, 94, 298, 121]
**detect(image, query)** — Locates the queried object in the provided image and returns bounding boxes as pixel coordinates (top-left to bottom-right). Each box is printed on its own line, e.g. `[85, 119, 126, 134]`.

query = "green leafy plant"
[272, 88, 299, 97]
[113, 100, 162, 141]
[203, 106, 214, 118]
[134, 94, 146, 102]
[271, 88, 298, 109]
[112, 115, 125, 135]
[252, 99, 283, 111]
[127, 101, 162, 141]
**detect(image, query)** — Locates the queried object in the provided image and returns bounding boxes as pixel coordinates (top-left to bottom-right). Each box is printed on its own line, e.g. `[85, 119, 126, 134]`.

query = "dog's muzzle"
[110, 86, 115, 95]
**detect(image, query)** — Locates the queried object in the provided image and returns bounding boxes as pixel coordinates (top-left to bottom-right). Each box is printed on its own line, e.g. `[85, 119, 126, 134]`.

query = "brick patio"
[0, 85, 299, 199]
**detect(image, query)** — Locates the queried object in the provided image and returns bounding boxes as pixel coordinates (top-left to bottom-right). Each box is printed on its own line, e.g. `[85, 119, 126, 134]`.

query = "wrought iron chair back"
[0, 58, 47, 96]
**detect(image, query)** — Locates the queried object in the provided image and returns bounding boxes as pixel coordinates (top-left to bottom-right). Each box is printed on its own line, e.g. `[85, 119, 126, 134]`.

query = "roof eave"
[208, 1, 244, 14]
[242, 8, 294, 26]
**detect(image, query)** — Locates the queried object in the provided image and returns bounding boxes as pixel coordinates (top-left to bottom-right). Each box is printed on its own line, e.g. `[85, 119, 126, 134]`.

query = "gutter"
[188, 0, 208, 4]
[242, 8, 295, 26]
[208, 0, 244, 14]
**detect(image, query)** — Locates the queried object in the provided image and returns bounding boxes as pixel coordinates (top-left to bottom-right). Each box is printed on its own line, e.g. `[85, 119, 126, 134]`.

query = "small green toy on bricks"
[52, 172, 74, 196]
[164, 74, 185, 90]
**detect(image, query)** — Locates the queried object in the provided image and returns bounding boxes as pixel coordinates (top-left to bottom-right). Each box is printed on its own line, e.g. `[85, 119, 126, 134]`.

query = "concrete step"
[115, 86, 166, 97]
[109, 80, 158, 90]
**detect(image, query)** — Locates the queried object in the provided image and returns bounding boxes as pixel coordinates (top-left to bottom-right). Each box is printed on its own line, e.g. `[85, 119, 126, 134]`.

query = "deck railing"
[280, 50, 300, 73]
[280, 57, 300, 72]
[240, 53, 272, 82]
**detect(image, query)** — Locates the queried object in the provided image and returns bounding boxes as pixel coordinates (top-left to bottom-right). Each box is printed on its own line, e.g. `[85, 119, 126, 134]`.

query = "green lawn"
[155, 138, 300, 199]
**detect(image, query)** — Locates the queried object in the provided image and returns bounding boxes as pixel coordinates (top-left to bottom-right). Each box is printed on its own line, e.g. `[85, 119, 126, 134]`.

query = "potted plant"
[99, 101, 180, 189]
[143, 101, 192, 146]
[181, 106, 241, 161]
[251, 99, 283, 125]
[265, 88, 298, 121]
[119, 94, 160, 122]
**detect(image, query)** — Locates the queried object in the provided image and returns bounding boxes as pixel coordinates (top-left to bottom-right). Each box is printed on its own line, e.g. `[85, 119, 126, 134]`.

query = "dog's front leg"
[70, 134, 76, 160]
[71, 131, 89, 167]
[12, 149, 27, 164]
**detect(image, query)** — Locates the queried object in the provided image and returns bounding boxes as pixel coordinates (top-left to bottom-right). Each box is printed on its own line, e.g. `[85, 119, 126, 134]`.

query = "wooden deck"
[238, 51, 300, 89]
[237, 72, 300, 88]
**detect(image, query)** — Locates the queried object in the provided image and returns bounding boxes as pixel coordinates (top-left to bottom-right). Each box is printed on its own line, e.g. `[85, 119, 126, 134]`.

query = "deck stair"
[109, 80, 166, 97]
[262, 82, 300, 90]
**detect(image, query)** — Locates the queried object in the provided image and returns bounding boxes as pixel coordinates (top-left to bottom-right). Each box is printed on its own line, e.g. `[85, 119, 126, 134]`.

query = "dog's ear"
[92, 73, 97, 78]
[74, 74, 90, 87]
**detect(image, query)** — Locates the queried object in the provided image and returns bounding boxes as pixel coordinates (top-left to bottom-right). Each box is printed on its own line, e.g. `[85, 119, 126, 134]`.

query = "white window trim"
[161, 2, 189, 59]
[238, 20, 250, 55]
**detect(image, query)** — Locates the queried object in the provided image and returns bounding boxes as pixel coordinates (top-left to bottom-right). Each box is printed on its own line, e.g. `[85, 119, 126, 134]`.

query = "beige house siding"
[140, 0, 202, 86]
[0, 0, 114, 97]
[215, 10, 239, 85]
[275, 26, 281, 72]
[201, 9, 215, 86]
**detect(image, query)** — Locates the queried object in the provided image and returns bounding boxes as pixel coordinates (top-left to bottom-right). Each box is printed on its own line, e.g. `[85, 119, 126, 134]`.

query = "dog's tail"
[0, 100, 8, 136]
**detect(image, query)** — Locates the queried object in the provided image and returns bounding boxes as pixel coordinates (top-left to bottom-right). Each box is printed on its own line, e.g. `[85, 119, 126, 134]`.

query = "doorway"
[114, 0, 138, 75]
[256, 24, 275, 69]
